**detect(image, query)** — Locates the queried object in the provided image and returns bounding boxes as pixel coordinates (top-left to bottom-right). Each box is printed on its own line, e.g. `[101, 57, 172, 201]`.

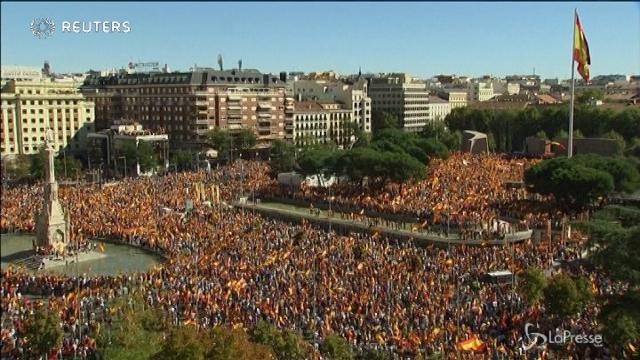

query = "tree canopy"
[21, 305, 63, 359]
[574, 204, 640, 349]
[445, 105, 640, 153]
[524, 157, 615, 208]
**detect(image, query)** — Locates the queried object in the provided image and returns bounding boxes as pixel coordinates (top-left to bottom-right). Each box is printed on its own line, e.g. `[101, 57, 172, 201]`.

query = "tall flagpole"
[568, 9, 577, 158]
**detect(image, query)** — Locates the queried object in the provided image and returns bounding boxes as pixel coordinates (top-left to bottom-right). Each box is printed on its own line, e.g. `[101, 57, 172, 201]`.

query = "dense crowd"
[0, 158, 621, 359]
[267, 152, 567, 236]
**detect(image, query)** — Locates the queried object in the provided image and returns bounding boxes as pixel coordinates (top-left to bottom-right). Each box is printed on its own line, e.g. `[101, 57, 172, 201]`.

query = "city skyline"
[1, 2, 639, 79]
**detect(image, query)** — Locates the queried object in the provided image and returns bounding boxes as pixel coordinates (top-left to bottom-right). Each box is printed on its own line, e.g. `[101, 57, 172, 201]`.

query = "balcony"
[227, 95, 242, 101]
[258, 113, 271, 118]
[227, 105, 242, 111]
[257, 102, 272, 110]
[195, 119, 210, 125]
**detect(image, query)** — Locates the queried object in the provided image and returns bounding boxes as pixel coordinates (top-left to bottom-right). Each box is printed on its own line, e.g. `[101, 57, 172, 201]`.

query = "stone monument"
[36, 129, 70, 250]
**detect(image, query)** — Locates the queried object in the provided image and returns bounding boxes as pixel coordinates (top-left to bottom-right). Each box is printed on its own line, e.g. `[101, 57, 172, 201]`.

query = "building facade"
[427, 96, 451, 123]
[369, 74, 430, 132]
[292, 101, 353, 148]
[469, 82, 495, 102]
[439, 90, 468, 109]
[1, 79, 95, 157]
[81, 69, 287, 148]
[293, 79, 372, 134]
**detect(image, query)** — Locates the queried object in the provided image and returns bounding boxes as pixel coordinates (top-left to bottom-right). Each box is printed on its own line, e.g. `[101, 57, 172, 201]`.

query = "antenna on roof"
[217, 54, 223, 71]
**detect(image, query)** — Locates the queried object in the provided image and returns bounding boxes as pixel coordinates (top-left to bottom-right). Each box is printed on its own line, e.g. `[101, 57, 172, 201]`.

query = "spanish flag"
[573, 11, 591, 82]
[456, 336, 487, 352]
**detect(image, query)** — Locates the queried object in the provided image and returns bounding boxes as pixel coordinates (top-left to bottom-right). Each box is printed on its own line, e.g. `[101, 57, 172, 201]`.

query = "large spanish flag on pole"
[573, 12, 591, 82]
[568, 10, 590, 158]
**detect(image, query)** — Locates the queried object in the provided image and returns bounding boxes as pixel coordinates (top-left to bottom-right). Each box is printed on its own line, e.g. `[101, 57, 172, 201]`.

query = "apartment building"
[292, 101, 353, 148]
[1, 78, 95, 157]
[293, 79, 371, 133]
[81, 68, 287, 147]
[427, 96, 451, 123]
[439, 90, 468, 109]
[469, 82, 495, 102]
[368, 74, 430, 132]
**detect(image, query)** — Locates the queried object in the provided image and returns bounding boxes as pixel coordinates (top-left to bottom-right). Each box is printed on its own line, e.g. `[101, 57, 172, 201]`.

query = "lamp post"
[63, 149, 68, 179]
[118, 156, 127, 178]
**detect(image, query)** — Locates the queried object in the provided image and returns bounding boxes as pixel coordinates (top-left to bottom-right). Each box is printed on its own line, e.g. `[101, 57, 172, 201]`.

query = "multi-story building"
[293, 79, 371, 133]
[468, 82, 495, 102]
[368, 74, 430, 132]
[292, 101, 353, 148]
[439, 90, 468, 109]
[506, 82, 521, 96]
[81, 68, 287, 148]
[1, 65, 42, 87]
[427, 96, 451, 124]
[1, 78, 95, 158]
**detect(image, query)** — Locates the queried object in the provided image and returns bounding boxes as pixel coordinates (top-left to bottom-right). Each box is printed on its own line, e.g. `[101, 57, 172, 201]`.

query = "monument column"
[36, 129, 68, 250]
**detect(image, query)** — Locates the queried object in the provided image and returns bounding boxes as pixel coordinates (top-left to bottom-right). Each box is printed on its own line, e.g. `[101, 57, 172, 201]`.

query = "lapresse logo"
[520, 323, 603, 351]
[30, 18, 131, 38]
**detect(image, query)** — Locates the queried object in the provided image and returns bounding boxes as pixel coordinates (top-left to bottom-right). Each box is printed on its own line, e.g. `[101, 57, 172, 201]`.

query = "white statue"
[45, 129, 55, 150]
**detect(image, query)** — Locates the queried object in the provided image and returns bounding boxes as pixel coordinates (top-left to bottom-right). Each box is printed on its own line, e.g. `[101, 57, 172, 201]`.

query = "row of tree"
[3, 139, 164, 181]
[20, 291, 389, 360]
[445, 105, 640, 153]
[270, 128, 450, 187]
[524, 154, 640, 209]
[519, 204, 640, 354]
[519, 267, 593, 318]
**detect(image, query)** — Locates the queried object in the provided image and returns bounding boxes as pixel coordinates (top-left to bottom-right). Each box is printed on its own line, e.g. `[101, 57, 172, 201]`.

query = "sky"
[1, 1, 639, 80]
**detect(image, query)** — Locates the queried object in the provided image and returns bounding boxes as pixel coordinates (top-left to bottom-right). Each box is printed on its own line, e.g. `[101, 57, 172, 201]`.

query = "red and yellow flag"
[456, 336, 487, 352]
[573, 12, 591, 82]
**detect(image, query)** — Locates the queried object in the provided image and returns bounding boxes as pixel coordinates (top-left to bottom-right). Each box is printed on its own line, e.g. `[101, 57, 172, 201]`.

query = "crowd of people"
[0, 158, 622, 359]
[268, 152, 564, 237]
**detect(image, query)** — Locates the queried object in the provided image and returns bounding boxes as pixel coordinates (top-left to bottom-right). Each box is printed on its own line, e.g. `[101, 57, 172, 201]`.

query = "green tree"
[320, 334, 353, 360]
[234, 128, 257, 151]
[357, 348, 391, 360]
[171, 149, 195, 170]
[543, 274, 584, 318]
[269, 139, 297, 175]
[572, 154, 640, 193]
[55, 154, 83, 179]
[137, 140, 159, 173]
[576, 89, 604, 105]
[524, 157, 615, 209]
[21, 305, 63, 360]
[29, 152, 46, 179]
[208, 128, 234, 159]
[610, 107, 640, 142]
[4, 154, 32, 179]
[371, 111, 400, 134]
[251, 320, 311, 360]
[96, 295, 164, 360]
[519, 267, 547, 306]
[602, 130, 627, 156]
[296, 146, 339, 183]
[574, 206, 640, 349]
[153, 325, 207, 360]
[207, 326, 274, 360]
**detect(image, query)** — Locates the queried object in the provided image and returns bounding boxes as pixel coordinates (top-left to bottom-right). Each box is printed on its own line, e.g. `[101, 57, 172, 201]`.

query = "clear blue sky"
[2, 1, 639, 79]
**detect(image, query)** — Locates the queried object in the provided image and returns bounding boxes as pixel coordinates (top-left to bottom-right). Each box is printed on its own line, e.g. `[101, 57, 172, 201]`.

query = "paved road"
[234, 201, 532, 247]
